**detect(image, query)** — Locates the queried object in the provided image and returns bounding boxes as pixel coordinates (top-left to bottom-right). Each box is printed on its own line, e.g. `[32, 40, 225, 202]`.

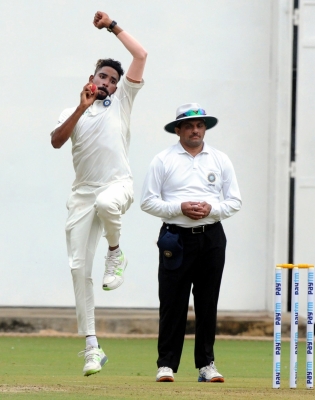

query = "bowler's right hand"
[79, 83, 98, 110]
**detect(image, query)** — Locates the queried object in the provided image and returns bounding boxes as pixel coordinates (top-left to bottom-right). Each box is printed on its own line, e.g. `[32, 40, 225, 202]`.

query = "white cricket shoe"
[156, 367, 174, 382]
[103, 251, 127, 290]
[78, 345, 108, 376]
[198, 361, 224, 382]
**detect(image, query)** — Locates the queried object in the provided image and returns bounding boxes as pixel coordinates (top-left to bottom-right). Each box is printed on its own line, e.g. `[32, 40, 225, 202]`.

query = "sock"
[86, 335, 98, 348]
[108, 247, 121, 257]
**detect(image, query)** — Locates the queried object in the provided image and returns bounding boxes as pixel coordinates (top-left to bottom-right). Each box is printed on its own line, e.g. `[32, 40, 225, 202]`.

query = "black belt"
[163, 222, 218, 235]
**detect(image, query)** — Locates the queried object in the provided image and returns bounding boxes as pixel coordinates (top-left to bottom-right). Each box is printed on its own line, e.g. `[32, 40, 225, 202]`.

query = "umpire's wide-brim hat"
[164, 103, 218, 134]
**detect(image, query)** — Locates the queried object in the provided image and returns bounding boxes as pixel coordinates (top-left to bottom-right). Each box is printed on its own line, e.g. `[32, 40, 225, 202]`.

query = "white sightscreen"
[294, 0, 315, 318]
[0, 0, 291, 309]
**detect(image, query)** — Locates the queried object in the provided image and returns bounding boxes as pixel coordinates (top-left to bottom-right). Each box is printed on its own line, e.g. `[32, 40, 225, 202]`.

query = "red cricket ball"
[91, 84, 97, 93]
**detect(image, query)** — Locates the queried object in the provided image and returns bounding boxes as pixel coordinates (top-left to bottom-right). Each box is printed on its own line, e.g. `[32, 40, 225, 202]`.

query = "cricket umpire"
[140, 103, 242, 382]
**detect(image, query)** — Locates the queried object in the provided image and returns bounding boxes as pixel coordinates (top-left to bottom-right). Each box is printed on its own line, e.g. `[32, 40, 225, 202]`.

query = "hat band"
[176, 108, 207, 119]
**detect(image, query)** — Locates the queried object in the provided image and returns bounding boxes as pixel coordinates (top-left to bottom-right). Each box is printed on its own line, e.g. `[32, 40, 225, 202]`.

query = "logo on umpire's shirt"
[208, 172, 216, 184]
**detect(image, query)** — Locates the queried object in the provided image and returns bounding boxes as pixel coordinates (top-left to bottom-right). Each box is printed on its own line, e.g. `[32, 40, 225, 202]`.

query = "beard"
[96, 87, 109, 100]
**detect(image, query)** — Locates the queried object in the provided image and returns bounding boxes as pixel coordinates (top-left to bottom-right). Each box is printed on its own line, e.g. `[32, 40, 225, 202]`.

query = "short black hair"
[94, 59, 124, 81]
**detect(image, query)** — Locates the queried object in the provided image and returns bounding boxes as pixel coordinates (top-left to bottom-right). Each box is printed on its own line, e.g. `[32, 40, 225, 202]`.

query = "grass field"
[0, 336, 313, 399]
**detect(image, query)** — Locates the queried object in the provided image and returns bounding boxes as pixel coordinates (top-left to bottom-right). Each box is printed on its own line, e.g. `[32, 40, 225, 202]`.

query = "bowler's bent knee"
[94, 193, 121, 220]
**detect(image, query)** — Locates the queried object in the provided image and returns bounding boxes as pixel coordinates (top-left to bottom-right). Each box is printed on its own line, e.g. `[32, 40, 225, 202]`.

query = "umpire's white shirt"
[140, 141, 242, 227]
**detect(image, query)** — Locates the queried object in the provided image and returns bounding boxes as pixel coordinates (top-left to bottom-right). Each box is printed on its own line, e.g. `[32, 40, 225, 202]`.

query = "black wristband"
[107, 20, 117, 33]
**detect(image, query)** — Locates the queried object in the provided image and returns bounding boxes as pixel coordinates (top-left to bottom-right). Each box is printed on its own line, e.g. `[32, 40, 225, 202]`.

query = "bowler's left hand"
[93, 11, 112, 29]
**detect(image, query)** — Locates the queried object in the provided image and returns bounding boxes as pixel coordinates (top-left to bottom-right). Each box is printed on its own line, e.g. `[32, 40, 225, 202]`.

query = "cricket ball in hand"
[90, 84, 97, 93]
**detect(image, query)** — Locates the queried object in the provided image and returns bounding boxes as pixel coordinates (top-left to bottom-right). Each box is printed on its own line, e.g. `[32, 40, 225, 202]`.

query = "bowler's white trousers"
[65, 180, 134, 336]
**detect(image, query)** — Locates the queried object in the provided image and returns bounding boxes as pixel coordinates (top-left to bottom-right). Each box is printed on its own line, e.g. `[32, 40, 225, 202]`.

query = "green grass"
[0, 337, 313, 399]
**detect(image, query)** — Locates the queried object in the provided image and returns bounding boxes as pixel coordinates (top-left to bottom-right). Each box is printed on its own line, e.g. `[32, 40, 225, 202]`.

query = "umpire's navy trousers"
[157, 222, 226, 372]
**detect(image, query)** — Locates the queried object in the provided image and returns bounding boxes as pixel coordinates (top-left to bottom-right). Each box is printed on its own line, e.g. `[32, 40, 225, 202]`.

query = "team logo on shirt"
[207, 172, 216, 184]
[103, 99, 111, 107]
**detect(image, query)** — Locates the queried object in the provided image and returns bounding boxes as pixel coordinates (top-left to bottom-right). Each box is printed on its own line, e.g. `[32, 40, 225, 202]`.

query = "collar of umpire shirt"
[176, 141, 210, 155]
